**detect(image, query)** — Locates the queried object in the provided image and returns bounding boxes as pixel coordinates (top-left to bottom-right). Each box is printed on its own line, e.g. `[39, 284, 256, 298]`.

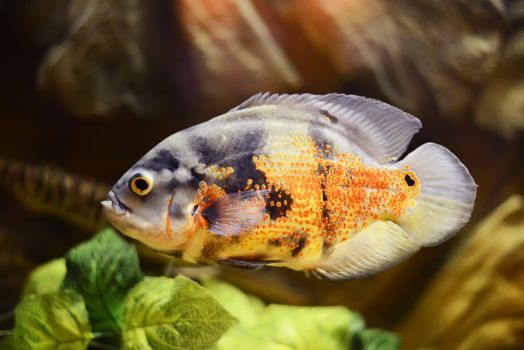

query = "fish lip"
[102, 191, 130, 216]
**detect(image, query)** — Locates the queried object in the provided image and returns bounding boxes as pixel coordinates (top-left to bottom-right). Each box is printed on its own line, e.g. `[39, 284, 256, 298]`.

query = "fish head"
[102, 147, 200, 252]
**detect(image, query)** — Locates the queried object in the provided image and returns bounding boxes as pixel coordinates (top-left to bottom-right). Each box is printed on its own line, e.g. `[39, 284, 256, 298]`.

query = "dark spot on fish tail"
[319, 109, 338, 124]
[265, 188, 293, 220]
[404, 174, 416, 187]
[291, 236, 307, 257]
[136, 149, 180, 172]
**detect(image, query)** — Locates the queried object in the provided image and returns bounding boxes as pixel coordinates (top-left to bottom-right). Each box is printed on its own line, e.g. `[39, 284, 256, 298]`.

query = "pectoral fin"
[201, 190, 268, 236]
[313, 220, 420, 279]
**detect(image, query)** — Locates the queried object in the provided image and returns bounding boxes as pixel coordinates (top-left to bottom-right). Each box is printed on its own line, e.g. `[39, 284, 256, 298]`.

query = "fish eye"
[404, 174, 416, 187]
[129, 174, 153, 196]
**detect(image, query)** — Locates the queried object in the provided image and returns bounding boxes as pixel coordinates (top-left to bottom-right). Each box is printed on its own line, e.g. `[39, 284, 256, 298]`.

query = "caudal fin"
[397, 143, 476, 246]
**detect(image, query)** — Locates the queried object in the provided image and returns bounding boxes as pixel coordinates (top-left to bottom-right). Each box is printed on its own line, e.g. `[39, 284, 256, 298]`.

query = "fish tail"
[396, 143, 476, 246]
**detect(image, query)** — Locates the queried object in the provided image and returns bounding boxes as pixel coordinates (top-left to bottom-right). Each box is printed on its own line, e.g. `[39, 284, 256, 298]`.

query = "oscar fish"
[102, 93, 476, 279]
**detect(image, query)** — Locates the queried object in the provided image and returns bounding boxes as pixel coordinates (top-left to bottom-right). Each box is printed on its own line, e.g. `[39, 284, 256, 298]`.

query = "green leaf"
[202, 279, 264, 325]
[21, 258, 66, 298]
[203, 280, 400, 350]
[213, 304, 364, 350]
[123, 276, 237, 350]
[3, 290, 93, 350]
[357, 329, 400, 350]
[62, 227, 143, 336]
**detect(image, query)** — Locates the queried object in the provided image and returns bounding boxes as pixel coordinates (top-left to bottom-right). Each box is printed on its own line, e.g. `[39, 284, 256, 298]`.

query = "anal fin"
[217, 258, 280, 270]
[313, 221, 420, 279]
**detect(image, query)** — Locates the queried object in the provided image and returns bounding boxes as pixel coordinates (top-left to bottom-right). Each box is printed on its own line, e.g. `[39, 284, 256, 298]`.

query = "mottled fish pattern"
[103, 93, 476, 279]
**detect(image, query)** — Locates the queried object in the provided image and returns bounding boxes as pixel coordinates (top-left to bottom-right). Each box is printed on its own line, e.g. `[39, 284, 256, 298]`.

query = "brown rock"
[0, 159, 109, 231]
[38, 0, 149, 117]
[176, 0, 302, 111]
[30, 0, 522, 136]
[397, 195, 524, 350]
[475, 28, 524, 138]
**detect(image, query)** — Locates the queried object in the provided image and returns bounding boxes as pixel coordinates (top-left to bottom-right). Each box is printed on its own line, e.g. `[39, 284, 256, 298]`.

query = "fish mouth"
[101, 191, 129, 216]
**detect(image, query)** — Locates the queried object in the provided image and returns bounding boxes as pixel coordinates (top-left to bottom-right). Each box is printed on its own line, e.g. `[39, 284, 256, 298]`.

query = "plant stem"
[92, 332, 114, 338]
[0, 309, 14, 323]
[89, 340, 119, 349]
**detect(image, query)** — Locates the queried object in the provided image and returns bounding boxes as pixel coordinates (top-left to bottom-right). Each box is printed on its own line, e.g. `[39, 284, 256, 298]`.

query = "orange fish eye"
[129, 174, 153, 196]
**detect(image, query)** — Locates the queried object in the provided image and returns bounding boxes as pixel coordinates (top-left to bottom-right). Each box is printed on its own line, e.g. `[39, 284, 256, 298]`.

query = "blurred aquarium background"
[0, 0, 523, 349]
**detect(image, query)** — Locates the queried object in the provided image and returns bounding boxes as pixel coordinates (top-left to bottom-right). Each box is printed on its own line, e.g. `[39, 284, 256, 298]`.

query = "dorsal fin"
[231, 93, 422, 163]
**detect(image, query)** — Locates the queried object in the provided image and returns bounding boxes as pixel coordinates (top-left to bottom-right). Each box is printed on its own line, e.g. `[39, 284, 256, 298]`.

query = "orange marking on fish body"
[164, 190, 175, 240]
[268, 136, 416, 252]
[191, 133, 421, 269]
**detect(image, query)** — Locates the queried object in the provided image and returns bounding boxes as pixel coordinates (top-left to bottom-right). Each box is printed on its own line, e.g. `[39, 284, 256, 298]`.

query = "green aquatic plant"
[0, 228, 399, 349]
[0, 229, 235, 350]
[204, 279, 399, 350]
